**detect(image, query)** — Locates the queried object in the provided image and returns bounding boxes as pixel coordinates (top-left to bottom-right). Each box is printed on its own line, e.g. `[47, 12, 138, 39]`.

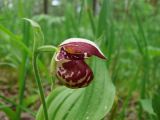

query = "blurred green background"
[0, 0, 160, 120]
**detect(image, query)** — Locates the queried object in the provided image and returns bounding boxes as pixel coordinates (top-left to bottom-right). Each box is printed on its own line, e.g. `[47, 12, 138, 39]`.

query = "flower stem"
[33, 52, 48, 120]
[37, 45, 58, 52]
[33, 45, 57, 120]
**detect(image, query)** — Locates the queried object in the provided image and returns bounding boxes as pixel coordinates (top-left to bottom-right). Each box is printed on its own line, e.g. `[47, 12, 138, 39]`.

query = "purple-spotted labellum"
[55, 38, 106, 88]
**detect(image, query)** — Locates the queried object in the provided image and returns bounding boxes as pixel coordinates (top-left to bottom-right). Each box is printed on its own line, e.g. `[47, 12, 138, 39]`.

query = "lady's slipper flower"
[54, 38, 106, 88]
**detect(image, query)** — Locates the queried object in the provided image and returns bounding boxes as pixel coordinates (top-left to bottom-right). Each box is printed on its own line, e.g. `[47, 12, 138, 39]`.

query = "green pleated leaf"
[54, 89, 83, 120]
[65, 58, 115, 120]
[36, 87, 67, 120]
[36, 57, 115, 120]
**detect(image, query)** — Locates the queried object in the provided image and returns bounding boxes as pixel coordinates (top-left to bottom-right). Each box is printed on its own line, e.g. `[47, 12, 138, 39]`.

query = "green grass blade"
[0, 103, 17, 120]
[0, 94, 35, 116]
[0, 24, 32, 57]
[97, 0, 111, 38]
[16, 21, 30, 119]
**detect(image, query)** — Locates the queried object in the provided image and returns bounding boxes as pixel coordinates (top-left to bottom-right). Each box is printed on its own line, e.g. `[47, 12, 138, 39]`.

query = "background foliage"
[0, 0, 160, 120]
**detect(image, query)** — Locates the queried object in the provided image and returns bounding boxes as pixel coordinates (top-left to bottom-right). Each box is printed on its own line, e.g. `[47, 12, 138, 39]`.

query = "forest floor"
[0, 67, 138, 120]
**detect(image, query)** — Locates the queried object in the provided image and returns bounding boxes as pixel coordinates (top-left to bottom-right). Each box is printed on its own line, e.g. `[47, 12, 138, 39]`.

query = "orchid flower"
[26, 18, 108, 120]
[54, 38, 106, 88]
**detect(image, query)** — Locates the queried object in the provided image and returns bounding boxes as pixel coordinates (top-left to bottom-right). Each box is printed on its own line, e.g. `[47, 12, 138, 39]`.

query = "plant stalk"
[33, 52, 48, 120]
